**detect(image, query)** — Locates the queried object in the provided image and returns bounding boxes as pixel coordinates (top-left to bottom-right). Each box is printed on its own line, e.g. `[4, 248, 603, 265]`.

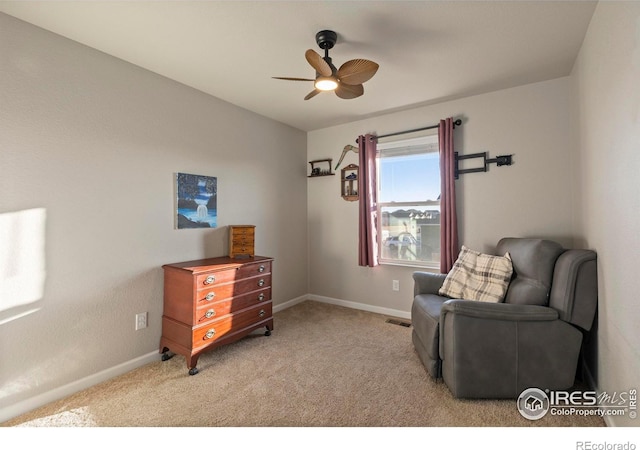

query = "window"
[377, 134, 440, 267]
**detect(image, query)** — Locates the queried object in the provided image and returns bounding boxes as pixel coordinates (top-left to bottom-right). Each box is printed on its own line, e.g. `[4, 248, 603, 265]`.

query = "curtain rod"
[357, 118, 462, 143]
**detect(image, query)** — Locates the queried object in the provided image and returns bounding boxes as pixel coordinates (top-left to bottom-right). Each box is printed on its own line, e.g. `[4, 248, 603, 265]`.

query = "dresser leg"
[188, 354, 200, 375]
[160, 346, 174, 361]
[265, 324, 272, 336]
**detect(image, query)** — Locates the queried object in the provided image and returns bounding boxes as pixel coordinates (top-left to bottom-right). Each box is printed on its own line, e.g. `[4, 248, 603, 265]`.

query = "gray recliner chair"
[411, 237, 598, 398]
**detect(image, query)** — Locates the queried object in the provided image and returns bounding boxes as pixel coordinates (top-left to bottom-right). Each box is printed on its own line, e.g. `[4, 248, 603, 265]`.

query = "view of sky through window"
[379, 151, 440, 204]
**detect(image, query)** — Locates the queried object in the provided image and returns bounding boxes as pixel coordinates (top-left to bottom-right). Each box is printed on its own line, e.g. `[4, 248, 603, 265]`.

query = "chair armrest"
[413, 271, 447, 296]
[441, 300, 559, 322]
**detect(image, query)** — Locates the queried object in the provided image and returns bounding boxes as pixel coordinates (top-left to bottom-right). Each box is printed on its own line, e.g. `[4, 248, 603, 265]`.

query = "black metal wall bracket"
[454, 152, 513, 179]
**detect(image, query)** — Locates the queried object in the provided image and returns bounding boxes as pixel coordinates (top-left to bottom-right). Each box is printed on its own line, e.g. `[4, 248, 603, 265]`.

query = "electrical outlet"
[135, 312, 147, 330]
[392, 280, 400, 291]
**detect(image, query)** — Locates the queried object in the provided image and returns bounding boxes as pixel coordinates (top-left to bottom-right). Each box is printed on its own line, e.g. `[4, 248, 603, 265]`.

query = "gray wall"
[570, 1, 640, 427]
[307, 77, 575, 317]
[0, 13, 308, 419]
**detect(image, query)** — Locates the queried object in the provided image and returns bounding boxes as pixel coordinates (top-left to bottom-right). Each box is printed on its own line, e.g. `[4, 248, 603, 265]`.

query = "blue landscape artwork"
[176, 173, 217, 229]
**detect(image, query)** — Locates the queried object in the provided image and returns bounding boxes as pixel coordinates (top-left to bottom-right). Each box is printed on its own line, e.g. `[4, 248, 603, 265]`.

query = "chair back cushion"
[496, 238, 564, 306]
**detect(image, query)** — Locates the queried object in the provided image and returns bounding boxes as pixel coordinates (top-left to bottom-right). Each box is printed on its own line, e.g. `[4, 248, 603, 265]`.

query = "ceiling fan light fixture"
[273, 29, 378, 100]
[314, 76, 338, 91]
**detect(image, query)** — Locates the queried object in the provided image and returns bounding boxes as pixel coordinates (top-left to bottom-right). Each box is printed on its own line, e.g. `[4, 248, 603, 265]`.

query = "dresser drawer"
[193, 303, 272, 350]
[232, 231, 254, 243]
[195, 268, 238, 288]
[196, 274, 271, 303]
[195, 261, 271, 288]
[231, 244, 254, 256]
[195, 288, 271, 325]
[231, 226, 255, 237]
[237, 261, 270, 278]
[232, 234, 253, 244]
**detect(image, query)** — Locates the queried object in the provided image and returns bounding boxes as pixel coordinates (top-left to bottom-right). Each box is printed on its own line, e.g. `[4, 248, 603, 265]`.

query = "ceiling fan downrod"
[316, 30, 337, 70]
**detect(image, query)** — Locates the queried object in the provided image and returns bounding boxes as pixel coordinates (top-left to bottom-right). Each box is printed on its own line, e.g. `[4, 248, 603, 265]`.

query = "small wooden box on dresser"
[160, 255, 273, 375]
[228, 225, 255, 258]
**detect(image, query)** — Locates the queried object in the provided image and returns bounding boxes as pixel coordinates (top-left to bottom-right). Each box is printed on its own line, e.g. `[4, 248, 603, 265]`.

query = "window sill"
[378, 259, 440, 271]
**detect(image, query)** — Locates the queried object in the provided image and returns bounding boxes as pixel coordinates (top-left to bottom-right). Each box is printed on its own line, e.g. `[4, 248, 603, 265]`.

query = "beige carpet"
[2, 300, 604, 427]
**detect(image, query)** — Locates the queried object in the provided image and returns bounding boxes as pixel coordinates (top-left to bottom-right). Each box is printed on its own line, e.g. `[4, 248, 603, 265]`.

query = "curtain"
[439, 118, 459, 273]
[358, 134, 378, 267]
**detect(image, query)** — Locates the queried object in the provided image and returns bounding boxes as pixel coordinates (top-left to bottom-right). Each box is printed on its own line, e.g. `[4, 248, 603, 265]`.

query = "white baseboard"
[2, 294, 408, 424]
[273, 294, 307, 313]
[307, 294, 411, 320]
[1, 351, 159, 423]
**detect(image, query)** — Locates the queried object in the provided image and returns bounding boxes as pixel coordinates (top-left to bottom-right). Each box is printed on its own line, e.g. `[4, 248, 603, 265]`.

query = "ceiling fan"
[273, 30, 379, 100]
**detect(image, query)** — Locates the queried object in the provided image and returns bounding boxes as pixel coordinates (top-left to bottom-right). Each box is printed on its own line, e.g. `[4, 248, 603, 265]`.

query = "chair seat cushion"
[439, 245, 513, 303]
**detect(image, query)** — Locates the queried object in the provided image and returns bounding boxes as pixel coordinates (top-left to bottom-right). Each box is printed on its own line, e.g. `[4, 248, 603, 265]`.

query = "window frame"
[376, 134, 440, 269]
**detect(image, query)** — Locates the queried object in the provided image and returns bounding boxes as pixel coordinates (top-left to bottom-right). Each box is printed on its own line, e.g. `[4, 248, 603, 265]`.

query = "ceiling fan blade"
[305, 49, 332, 77]
[304, 89, 321, 101]
[337, 59, 379, 86]
[335, 83, 364, 99]
[272, 77, 315, 82]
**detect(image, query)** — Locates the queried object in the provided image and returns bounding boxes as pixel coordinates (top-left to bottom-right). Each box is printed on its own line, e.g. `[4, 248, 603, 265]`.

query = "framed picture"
[175, 173, 217, 229]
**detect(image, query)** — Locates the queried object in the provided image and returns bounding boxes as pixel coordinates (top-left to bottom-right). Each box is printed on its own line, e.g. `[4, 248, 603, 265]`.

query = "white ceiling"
[0, 1, 597, 132]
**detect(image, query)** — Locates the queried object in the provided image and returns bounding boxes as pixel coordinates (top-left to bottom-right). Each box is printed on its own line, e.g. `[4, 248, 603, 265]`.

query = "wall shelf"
[340, 164, 359, 201]
[308, 158, 334, 177]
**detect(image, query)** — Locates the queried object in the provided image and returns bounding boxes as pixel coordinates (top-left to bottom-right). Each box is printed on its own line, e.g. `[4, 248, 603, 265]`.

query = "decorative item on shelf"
[228, 225, 255, 258]
[340, 164, 359, 201]
[335, 144, 359, 171]
[308, 158, 334, 177]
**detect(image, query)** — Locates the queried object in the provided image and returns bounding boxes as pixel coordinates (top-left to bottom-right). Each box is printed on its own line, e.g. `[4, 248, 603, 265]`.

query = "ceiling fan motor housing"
[316, 30, 337, 50]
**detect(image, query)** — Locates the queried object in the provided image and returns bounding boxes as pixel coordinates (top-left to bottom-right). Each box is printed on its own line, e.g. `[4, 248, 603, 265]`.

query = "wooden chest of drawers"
[160, 255, 273, 375]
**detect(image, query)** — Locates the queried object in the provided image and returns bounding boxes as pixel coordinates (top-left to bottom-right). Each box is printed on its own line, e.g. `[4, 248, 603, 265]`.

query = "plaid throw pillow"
[439, 246, 513, 302]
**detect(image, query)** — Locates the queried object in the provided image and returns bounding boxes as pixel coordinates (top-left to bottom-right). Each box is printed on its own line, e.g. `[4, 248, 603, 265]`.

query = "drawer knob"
[204, 275, 216, 285]
[258, 293, 265, 302]
[258, 265, 265, 273]
[205, 292, 216, 301]
[259, 309, 266, 317]
[204, 328, 216, 339]
[258, 279, 265, 287]
[205, 309, 216, 319]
